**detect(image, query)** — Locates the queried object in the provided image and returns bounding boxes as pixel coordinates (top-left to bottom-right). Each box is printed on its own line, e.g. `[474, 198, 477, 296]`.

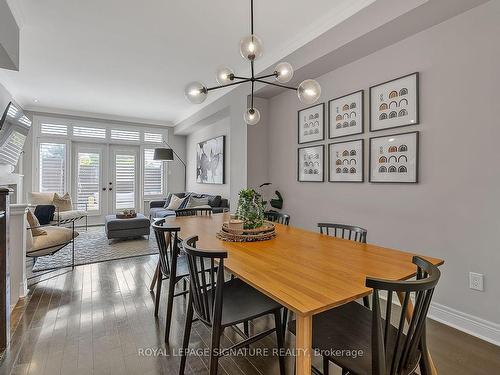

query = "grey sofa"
[149, 192, 229, 219]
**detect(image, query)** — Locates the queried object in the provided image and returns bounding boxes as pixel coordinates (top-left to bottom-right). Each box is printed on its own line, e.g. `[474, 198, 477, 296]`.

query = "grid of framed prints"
[369, 131, 419, 183]
[298, 103, 325, 144]
[295, 72, 421, 184]
[369, 72, 419, 132]
[328, 90, 363, 139]
[328, 139, 364, 182]
[298, 145, 324, 182]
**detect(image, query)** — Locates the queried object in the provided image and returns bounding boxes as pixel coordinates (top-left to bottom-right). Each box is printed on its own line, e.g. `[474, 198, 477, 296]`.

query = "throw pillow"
[27, 210, 47, 237]
[186, 196, 209, 208]
[163, 194, 173, 208]
[166, 195, 186, 210]
[208, 195, 222, 208]
[34, 205, 56, 225]
[53, 192, 73, 212]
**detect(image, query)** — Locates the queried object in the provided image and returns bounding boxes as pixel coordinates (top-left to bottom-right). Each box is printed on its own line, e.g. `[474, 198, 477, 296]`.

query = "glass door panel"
[111, 147, 139, 212]
[76, 152, 100, 212]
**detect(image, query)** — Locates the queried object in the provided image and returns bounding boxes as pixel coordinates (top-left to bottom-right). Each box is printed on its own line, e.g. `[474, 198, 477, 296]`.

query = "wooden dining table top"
[164, 213, 444, 317]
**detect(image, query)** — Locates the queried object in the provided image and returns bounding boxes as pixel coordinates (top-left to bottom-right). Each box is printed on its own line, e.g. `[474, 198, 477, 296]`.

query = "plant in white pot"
[236, 189, 265, 229]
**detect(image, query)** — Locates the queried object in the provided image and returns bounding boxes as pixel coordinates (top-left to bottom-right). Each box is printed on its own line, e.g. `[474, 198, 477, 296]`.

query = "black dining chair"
[175, 207, 213, 217]
[318, 223, 370, 308]
[179, 235, 286, 375]
[152, 219, 191, 342]
[264, 211, 291, 225]
[288, 256, 441, 375]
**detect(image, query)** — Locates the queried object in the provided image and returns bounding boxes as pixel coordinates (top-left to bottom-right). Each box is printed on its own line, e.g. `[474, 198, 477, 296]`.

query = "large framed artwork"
[369, 131, 419, 183]
[298, 103, 325, 144]
[196, 135, 225, 184]
[328, 139, 364, 183]
[328, 90, 364, 139]
[369, 72, 419, 132]
[298, 145, 324, 182]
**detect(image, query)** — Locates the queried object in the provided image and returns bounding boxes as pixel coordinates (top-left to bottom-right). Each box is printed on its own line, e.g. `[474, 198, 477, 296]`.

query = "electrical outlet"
[469, 272, 484, 291]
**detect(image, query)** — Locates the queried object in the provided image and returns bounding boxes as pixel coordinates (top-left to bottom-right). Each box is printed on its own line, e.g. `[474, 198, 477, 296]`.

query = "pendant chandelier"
[184, 0, 321, 125]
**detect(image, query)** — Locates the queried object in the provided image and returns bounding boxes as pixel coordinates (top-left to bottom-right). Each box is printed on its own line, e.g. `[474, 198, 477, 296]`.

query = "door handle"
[109, 188, 113, 191]
[102, 187, 107, 191]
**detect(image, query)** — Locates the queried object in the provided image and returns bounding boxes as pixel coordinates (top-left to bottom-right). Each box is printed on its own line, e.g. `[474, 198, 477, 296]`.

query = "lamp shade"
[153, 148, 174, 161]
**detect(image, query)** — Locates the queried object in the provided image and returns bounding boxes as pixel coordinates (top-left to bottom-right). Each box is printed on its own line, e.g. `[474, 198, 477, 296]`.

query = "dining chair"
[175, 207, 213, 217]
[318, 222, 370, 308]
[288, 256, 441, 375]
[264, 211, 291, 225]
[152, 219, 190, 342]
[179, 235, 286, 375]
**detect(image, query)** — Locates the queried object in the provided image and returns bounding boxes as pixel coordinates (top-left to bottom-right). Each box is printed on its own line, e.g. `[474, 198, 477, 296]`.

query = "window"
[144, 149, 164, 196]
[115, 154, 136, 209]
[0, 131, 26, 166]
[144, 132, 163, 143]
[73, 126, 106, 139]
[110, 129, 140, 141]
[39, 143, 66, 194]
[41, 123, 67, 135]
[76, 152, 100, 211]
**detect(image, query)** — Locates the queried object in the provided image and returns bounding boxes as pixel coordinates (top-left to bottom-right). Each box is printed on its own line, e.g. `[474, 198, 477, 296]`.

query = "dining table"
[161, 212, 444, 375]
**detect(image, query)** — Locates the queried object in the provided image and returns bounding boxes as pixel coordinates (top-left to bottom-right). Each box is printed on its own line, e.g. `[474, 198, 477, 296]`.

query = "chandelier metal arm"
[206, 78, 252, 92]
[254, 79, 297, 91]
[255, 72, 278, 80]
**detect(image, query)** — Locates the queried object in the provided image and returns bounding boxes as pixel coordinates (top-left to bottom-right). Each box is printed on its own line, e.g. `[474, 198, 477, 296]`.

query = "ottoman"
[105, 213, 150, 241]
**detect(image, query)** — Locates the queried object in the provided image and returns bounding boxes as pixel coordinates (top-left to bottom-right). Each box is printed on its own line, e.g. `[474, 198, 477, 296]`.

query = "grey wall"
[0, 82, 13, 112]
[186, 115, 230, 198]
[0, 0, 19, 71]
[247, 97, 269, 190]
[262, 1, 500, 325]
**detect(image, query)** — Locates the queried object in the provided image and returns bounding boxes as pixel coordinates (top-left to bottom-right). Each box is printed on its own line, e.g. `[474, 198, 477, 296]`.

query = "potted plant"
[236, 189, 265, 229]
[259, 183, 283, 211]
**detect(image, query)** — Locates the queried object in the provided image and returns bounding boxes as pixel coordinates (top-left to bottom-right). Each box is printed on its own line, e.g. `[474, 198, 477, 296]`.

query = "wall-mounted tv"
[0, 102, 31, 168]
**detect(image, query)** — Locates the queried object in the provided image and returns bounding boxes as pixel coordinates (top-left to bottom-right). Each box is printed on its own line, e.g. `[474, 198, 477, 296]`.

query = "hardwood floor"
[0, 255, 499, 375]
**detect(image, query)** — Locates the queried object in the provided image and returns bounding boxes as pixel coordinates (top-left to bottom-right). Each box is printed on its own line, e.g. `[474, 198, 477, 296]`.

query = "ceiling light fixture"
[184, 0, 321, 125]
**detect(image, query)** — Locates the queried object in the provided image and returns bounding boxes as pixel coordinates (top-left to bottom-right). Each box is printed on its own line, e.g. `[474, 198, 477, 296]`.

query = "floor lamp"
[153, 145, 187, 191]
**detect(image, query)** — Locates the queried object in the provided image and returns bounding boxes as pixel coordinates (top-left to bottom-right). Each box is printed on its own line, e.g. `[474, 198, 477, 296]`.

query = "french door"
[110, 146, 139, 214]
[73, 143, 140, 223]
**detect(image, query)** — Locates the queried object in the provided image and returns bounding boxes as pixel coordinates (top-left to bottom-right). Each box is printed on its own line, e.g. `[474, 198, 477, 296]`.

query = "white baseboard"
[428, 302, 500, 347]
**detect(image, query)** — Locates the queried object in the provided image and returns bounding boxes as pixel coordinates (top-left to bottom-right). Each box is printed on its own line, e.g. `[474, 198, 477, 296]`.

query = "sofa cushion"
[33, 204, 56, 225]
[166, 195, 187, 210]
[28, 226, 79, 257]
[208, 195, 222, 208]
[150, 208, 176, 219]
[27, 210, 46, 237]
[29, 192, 55, 205]
[186, 196, 209, 208]
[53, 192, 73, 212]
[53, 210, 87, 222]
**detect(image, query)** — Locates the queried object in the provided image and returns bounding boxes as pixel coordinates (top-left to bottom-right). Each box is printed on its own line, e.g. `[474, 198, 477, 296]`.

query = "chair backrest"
[183, 236, 227, 327]
[176, 207, 213, 217]
[264, 211, 290, 225]
[317, 223, 367, 243]
[367, 256, 441, 375]
[152, 219, 181, 278]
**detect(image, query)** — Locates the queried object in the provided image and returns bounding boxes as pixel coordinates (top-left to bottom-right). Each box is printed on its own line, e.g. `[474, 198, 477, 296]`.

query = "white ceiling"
[0, 0, 374, 125]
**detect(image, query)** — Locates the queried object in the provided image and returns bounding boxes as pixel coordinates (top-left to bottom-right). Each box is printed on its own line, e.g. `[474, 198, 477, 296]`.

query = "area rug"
[32, 226, 158, 272]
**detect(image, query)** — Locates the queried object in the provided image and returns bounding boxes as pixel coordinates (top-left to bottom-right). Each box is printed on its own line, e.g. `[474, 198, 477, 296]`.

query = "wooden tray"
[217, 221, 276, 242]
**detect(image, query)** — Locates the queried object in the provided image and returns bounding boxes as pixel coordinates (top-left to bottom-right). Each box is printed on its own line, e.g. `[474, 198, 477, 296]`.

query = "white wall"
[262, 1, 500, 330]
[0, 82, 12, 112]
[186, 116, 230, 198]
[0, 0, 19, 71]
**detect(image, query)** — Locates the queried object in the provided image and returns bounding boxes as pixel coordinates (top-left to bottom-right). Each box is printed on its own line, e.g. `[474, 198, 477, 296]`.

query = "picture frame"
[369, 72, 419, 132]
[328, 139, 364, 183]
[297, 145, 325, 182]
[369, 131, 419, 183]
[328, 90, 364, 139]
[196, 135, 225, 184]
[297, 103, 325, 144]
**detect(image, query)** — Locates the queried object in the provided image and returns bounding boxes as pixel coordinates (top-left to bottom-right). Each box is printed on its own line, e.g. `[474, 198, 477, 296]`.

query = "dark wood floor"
[1, 255, 499, 375]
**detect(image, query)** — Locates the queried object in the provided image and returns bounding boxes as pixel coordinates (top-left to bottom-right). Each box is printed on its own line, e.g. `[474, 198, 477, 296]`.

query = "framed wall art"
[298, 103, 325, 144]
[369, 131, 419, 183]
[328, 90, 364, 139]
[196, 135, 225, 184]
[370, 72, 419, 132]
[298, 145, 324, 182]
[328, 139, 364, 183]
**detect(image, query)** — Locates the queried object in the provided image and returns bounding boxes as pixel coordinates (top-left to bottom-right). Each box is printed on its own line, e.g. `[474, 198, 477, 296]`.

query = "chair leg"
[274, 310, 286, 375]
[282, 308, 289, 337]
[165, 276, 177, 342]
[150, 261, 160, 291]
[323, 357, 329, 375]
[179, 295, 194, 375]
[154, 277, 162, 317]
[362, 296, 370, 308]
[342, 369, 349, 375]
[209, 323, 222, 375]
